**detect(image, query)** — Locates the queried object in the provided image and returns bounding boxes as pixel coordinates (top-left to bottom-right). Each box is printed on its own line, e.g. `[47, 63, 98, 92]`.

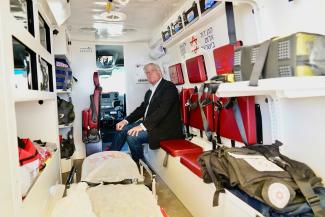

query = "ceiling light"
[100, 11, 127, 22]
[93, 23, 124, 35]
[92, 9, 105, 12]
[94, 2, 107, 6]
[92, 15, 105, 20]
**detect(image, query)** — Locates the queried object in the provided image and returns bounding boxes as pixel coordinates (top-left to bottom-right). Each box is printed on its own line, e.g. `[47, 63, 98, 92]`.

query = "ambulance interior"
[1, 0, 325, 217]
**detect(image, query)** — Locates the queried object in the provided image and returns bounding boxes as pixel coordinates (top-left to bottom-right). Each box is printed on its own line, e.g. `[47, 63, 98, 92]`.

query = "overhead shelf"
[14, 90, 57, 103]
[216, 76, 325, 98]
[56, 89, 71, 94]
[162, 2, 225, 48]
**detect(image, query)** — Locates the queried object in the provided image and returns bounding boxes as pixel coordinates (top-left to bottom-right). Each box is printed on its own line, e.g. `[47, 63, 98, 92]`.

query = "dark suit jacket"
[125, 79, 183, 149]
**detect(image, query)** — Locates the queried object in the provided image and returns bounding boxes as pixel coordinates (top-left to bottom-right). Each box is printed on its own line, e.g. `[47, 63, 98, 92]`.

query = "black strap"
[284, 167, 325, 217]
[215, 100, 222, 145]
[198, 84, 213, 142]
[185, 87, 198, 139]
[90, 95, 97, 123]
[225, 2, 237, 45]
[203, 153, 224, 206]
[249, 40, 271, 86]
[232, 98, 248, 145]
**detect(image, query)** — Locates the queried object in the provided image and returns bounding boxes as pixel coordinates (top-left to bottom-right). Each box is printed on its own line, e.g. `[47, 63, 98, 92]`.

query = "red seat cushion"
[160, 139, 203, 157]
[180, 152, 203, 178]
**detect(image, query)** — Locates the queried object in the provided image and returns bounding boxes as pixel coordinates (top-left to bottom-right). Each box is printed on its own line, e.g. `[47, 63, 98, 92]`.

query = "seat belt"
[184, 87, 199, 139]
[249, 39, 271, 86]
[225, 2, 237, 45]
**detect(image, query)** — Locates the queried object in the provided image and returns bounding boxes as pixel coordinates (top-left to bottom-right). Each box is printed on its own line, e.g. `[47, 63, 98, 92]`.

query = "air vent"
[80, 27, 97, 33]
[100, 11, 126, 21]
[122, 28, 137, 33]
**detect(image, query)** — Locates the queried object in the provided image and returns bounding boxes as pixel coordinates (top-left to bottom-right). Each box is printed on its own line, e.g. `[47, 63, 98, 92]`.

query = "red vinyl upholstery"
[82, 72, 102, 143]
[160, 139, 203, 157]
[213, 41, 242, 75]
[169, 63, 184, 85]
[186, 55, 207, 83]
[180, 152, 203, 178]
[187, 88, 215, 131]
[215, 96, 257, 145]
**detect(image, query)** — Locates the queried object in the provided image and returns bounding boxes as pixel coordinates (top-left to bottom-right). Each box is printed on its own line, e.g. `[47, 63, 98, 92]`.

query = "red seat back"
[215, 96, 257, 145]
[180, 88, 215, 131]
[82, 72, 102, 143]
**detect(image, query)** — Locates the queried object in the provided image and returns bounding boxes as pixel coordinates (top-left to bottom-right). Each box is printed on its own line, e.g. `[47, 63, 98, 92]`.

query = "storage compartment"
[10, 0, 34, 35]
[38, 13, 51, 53]
[12, 37, 37, 90]
[185, 55, 207, 83]
[199, 0, 221, 15]
[39, 57, 54, 92]
[183, 1, 199, 26]
[169, 63, 184, 85]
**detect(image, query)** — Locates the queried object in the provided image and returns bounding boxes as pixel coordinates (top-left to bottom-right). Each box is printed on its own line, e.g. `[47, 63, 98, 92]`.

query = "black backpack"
[60, 129, 75, 159]
[57, 97, 75, 125]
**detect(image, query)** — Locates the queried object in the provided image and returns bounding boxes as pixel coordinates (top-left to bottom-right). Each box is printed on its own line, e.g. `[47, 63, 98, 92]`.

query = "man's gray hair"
[143, 63, 162, 72]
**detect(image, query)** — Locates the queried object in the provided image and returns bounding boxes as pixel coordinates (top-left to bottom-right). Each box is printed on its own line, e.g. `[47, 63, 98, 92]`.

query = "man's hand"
[127, 125, 143, 137]
[116, 119, 128, 131]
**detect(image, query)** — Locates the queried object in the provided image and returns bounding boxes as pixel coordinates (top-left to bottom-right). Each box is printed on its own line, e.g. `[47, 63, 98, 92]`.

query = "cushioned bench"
[160, 139, 203, 157]
[180, 152, 203, 178]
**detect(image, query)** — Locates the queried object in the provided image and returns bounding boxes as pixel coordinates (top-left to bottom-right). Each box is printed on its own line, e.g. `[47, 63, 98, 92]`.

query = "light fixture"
[92, 9, 105, 12]
[100, 11, 127, 22]
[93, 1, 107, 6]
[93, 22, 124, 35]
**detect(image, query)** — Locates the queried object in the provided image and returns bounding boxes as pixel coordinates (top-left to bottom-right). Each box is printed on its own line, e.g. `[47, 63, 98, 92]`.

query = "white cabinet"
[0, 1, 61, 217]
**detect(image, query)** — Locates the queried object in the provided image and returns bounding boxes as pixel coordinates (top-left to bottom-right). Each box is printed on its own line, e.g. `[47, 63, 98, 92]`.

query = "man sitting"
[109, 63, 183, 163]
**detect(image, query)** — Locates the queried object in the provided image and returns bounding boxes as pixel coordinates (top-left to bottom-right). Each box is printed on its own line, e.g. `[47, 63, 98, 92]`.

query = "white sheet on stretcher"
[50, 183, 162, 217]
[81, 151, 143, 183]
[87, 184, 162, 217]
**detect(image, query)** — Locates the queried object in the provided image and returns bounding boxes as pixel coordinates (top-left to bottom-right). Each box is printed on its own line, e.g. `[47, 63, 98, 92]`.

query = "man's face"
[145, 65, 162, 85]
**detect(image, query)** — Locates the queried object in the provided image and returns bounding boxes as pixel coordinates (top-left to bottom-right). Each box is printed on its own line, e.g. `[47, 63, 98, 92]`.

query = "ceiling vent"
[122, 28, 137, 33]
[80, 27, 97, 33]
[100, 11, 127, 22]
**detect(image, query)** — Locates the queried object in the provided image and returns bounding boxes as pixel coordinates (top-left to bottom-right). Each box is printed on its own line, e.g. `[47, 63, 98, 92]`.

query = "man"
[110, 63, 183, 162]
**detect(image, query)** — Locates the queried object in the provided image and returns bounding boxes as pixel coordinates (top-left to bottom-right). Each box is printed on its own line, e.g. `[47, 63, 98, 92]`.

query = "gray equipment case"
[234, 32, 325, 82]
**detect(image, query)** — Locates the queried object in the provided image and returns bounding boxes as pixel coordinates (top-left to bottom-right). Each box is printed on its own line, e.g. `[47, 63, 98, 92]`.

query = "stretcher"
[50, 151, 167, 217]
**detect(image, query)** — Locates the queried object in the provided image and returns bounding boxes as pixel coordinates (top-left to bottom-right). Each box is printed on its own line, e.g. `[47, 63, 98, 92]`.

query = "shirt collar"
[150, 77, 162, 91]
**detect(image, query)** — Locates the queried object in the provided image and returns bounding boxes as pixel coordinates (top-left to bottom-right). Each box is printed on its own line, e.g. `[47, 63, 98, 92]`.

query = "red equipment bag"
[186, 55, 207, 83]
[18, 138, 40, 166]
[169, 63, 184, 85]
[213, 41, 242, 75]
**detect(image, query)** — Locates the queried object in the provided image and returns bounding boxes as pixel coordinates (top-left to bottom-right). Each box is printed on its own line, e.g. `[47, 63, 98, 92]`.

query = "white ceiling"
[68, 0, 187, 42]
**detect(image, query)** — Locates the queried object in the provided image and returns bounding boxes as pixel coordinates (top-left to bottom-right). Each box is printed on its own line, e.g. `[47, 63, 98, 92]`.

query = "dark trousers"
[110, 121, 148, 163]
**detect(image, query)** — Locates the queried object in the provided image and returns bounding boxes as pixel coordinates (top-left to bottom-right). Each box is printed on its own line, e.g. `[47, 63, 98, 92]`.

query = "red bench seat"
[160, 139, 203, 157]
[180, 152, 203, 178]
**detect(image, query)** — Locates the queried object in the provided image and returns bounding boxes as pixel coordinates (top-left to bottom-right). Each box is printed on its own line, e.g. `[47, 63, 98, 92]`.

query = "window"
[12, 37, 37, 90]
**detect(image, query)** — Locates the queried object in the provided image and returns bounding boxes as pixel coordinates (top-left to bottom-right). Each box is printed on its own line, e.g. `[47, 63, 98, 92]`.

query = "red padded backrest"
[169, 63, 184, 85]
[185, 55, 207, 83]
[93, 71, 100, 87]
[88, 72, 102, 128]
[187, 88, 215, 131]
[215, 96, 256, 145]
[213, 41, 242, 75]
